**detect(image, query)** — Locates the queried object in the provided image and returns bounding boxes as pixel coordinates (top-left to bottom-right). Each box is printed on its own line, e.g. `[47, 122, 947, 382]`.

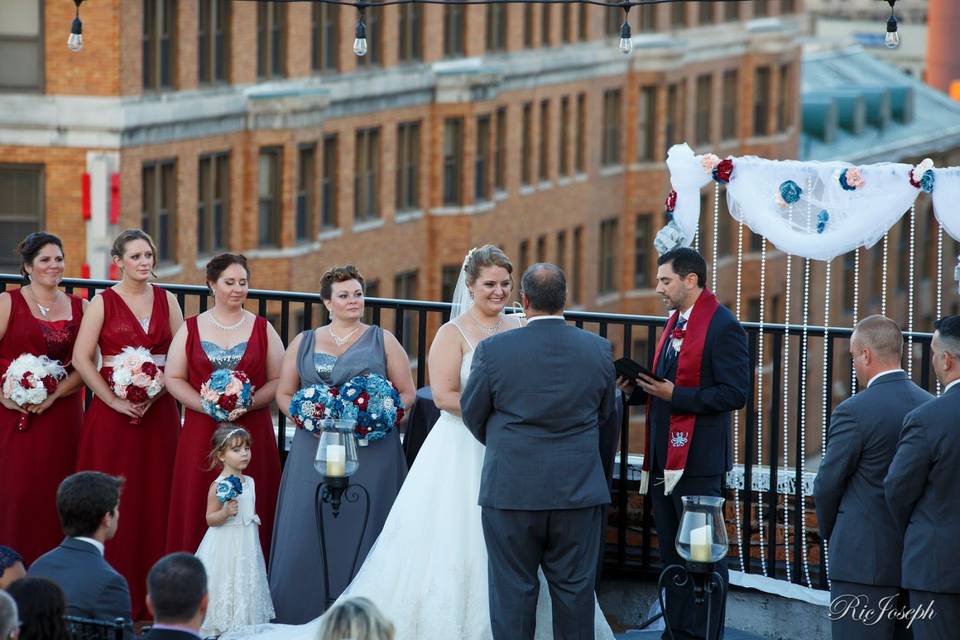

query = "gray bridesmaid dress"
[268, 326, 408, 623]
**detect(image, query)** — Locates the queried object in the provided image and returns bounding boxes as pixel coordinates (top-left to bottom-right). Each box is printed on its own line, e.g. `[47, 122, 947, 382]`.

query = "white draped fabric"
[663, 143, 957, 262]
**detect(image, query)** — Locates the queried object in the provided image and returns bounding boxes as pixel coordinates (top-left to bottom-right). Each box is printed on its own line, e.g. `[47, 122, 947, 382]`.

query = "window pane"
[0, 165, 42, 269]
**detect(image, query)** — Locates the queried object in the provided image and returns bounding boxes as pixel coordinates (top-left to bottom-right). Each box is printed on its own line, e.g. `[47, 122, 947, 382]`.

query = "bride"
[241, 245, 614, 640]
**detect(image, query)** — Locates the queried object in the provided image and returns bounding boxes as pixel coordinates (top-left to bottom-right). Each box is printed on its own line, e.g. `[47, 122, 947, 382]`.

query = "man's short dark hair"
[521, 263, 566, 314]
[56, 472, 123, 538]
[147, 554, 207, 623]
[657, 247, 707, 288]
[934, 315, 960, 355]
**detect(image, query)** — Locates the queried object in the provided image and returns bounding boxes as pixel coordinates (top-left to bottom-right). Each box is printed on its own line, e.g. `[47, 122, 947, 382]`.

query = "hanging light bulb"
[353, 15, 368, 57]
[884, 14, 900, 49]
[619, 20, 633, 55]
[67, 0, 83, 52]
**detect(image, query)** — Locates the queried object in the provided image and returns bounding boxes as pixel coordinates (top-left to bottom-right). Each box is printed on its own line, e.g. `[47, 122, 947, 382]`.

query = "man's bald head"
[852, 315, 904, 365]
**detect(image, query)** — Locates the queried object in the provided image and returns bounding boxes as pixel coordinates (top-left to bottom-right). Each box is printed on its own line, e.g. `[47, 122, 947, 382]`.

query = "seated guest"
[141, 554, 208, 640]
[814, 315, 932, 639]
[0, 591, 18, 640]
[0, 549, 25, 590]
[6, 578, 67, 640]
[28, 472, 132, 640]
[885, 315, 960, 640]
[317, 598, 394, 640]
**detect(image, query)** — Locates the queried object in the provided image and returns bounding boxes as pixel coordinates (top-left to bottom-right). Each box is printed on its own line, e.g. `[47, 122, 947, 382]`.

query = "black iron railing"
[0, 274, 937, 589]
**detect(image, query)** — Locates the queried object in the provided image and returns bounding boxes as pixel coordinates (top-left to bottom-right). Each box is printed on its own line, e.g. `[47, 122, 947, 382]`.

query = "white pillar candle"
[690, 524, 713, 562]
[326, 444, 346, 477]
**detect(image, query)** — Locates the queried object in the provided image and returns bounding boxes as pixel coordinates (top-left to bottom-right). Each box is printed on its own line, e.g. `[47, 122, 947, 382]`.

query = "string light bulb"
[618, 5, 632, 55]
[353, 11, 368, 57]
[885, 1, 900, 49]
[68, 0, 83, 52]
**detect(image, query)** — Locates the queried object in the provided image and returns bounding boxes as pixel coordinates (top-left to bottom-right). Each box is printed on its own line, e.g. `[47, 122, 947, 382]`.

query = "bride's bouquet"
[201, 369, 254, 422]
[2, 353, 67, 430]
[340, 373, 404, 443]
[110, 347, 164, 424]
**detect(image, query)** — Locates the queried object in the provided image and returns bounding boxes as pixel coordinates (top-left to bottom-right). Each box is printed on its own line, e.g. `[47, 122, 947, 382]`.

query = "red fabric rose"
[396, 407, 405, 422]
[127, 386, 148, 403]
[20, 373, 32, 389]
[141, 361, 158, 377]
[41, 375, 58, 395]
[671, 327, 686, 341]
[354, 391, 370, 409]
[329, 386, 339, 397]
[219, 394, 238, 411]
[712, 159, 734, 184]
[664, 190, 677, 213]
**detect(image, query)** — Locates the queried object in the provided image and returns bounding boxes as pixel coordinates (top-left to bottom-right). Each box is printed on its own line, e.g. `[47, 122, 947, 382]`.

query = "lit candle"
[690, 524, 713, 562]
[326, 444, 346, 477]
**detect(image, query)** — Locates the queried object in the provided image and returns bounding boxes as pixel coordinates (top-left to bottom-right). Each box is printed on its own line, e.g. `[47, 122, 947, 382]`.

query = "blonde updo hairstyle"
[462, 244, 513, 286]
[316, 597, 395, 640]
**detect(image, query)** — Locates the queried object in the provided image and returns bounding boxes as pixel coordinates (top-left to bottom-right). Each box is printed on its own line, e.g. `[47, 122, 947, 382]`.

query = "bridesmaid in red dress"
[73, 229, 183, 619]
[164, 253, 283, 556]
[0, 233, 87, 564]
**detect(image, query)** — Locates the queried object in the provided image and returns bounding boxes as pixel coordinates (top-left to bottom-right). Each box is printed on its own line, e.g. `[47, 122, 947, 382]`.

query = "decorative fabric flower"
[816, 210, 830, 234]
[215, 475, 243, 503]
[700, 153, 721, 174]
[839, 168, 864, 191]
[775, 193, 788, 209]
[670, 327, 686, 341]
[779, 180, 803, 205]
[920, 170, 935, 193]
[654, 220, 686, 256]
[911, 158, 934, 185]
[712, 159, 734, 184]
[664, 190, 677, 214]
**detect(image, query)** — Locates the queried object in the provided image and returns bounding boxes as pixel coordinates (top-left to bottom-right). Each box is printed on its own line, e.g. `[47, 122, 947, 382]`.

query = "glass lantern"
[313, 419, 359, 480]
[676, 496, 728, 566]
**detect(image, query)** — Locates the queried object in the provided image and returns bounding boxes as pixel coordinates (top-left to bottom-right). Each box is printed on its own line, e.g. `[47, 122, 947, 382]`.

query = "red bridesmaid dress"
[76, 286, 179, 620]
[0, 290, 84, 565]
[165, 315, 281, 556]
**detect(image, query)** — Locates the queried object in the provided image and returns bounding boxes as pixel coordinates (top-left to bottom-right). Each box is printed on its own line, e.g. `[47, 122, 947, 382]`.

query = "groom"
[461, 263, 618, 640]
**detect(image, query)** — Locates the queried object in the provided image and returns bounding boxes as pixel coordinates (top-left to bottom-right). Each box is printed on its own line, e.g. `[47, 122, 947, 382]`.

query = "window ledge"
[155, 264, 182, 279]
[395, 209, 424, 224]
[537, 181, 554, 191]
[595, 292, 622, 307]
[624, 288, 659, 299]
[518, 185, 537, 196]
[244, 243, 321, 260]
[599, 165, 625, 177]
[353, 218, 386, 233]
[628, 161, 664, 171]
[429, 201, 496, 216]
[318, 228, 342, 241]
[494, 190, 508, 201]
[573, 173, 588, 183]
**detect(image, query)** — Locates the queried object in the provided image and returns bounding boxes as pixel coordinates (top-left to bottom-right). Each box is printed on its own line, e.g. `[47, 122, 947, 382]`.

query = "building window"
[666, 82, 684, 153]
[575, 93, 586, 173]
[257, 2, 286, 79]
[142, 160, 177, 263]
[718, 187, 732, 257]
[363, 279, 379, 324]
[699, 2, 714, 24]
[782, 0, 796, 14]
[695, 74, 713, 146]
[355, 128, 380, 222]
[394, 270, 419, 352]
[539, 100, 550, 182]
[0, 0, 42, 92]
[521, 103, 533, 186]
[599, 218, 618, 294]
[443, 118, 464, 206]
[518, 240, 530, 279]
[486, 4, 507, 52]
[750, 229, 764, 252]
[722, 70, 739, 140]
[444, 0, 466, 57]
[398, 4, 422, 63]
[556, 230, 567, 273]
[753, 66, 771, 137]
[541, 4, 552, 47]
[311, 2, 339, 72]
[562, 3, 573, 43]
[198, 0, 229, 84]
[843, 251, 856, 311]
[605, 1, 620, 36]
[357, 2, 381, 67]
[725, 2, 740, 21]
[143, 0, 177, 90]
[601, 89, 622, 166]
[257, 149, 281, 247]
[639, 4, 656, 31]
[578, 3, 588, 41]
[0, 165, 42, 270]
[321, 134, 338, 229]
[396, 121, 420, 213]
[536, 235, 547, 263]
[572, 226, 583, 304]
[476, 116, 492, 202]
[747, 297, 761, 322]
[637, 85, 657, 162]
[494, 108, 506, 191]
[524, 4, 535, 48]
[897, 216, 910, 291]
[671, 3, 687, 27]
[754, 0, 769, 18]
[197, 153, 229, 255]
[296, 145, 316, 242]
[441, 265, 460, 303]
[777, 63, 792, 132]
[634, 214, 651, 288]
[559, 96, 570, 177]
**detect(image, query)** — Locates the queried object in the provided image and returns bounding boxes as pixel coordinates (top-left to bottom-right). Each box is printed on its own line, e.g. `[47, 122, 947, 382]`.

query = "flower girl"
[196, 424, 275, 636]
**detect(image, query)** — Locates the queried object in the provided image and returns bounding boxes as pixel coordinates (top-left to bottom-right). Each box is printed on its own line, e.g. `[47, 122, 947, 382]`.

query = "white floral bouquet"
[110, 346, 164, 405]
[2, 353, 67, 430]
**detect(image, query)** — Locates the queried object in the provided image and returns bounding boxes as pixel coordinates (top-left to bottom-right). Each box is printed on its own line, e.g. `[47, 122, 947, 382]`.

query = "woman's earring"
[468, 290, 474, 300]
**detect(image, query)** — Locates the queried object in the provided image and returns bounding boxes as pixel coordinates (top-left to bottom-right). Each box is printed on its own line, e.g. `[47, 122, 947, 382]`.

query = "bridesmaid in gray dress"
[270, 265, 416, 623]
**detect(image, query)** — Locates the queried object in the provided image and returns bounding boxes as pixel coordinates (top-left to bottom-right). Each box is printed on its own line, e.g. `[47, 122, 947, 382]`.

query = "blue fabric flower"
[779, 180, 803, 204]
[208, 368, 232, 392]
[816, 210, 830, 234]
[343, 373, 404, 442]
[215, 475, 243, 503]
[920, 169, 935, 194]
[838, 170, 855, 191]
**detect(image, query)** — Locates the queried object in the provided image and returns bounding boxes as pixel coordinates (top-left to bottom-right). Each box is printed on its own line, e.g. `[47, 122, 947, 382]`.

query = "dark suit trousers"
[829, 581, 903, 640]
[481, 505, 603, 640]
[652, 472, 727, 640]
[908, 590, 960, 640]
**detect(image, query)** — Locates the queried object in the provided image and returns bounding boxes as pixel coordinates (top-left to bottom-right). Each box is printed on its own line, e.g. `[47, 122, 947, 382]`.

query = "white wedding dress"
[234, 329, 615, 640]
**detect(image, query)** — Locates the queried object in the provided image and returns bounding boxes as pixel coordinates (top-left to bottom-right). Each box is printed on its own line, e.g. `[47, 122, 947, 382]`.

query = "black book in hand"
[614, 357, 665, 383]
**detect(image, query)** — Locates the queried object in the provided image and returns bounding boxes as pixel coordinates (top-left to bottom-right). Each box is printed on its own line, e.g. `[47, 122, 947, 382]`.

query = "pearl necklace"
[329, 324, 361, 346]
[471, 312, 503, 336]
[209, 311, 245, 331]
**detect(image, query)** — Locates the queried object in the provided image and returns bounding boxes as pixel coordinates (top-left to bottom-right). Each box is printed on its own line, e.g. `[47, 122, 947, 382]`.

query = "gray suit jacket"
[460, 317, 617, 510]
[813, 371, 932, 586]
[28, 538, 134, 639]
[885, 383, 960, 593]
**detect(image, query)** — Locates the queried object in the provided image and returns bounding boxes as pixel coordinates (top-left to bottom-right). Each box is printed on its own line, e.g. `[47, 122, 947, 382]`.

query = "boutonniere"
[671, 327, 686, 341]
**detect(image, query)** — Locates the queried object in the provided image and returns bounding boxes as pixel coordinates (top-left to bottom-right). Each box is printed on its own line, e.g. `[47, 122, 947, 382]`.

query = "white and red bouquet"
[110, 346, 164, 405]
[2, 353, 67, 430]
[200, 369, 254, 422]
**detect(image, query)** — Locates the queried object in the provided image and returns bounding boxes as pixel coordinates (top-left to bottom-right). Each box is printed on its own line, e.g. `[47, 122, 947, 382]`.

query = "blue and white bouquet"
[200, 369, 254, 422]
[289, 383, 352, 433]
[215, 475, 243, 503]
[341, 373, 405, 443]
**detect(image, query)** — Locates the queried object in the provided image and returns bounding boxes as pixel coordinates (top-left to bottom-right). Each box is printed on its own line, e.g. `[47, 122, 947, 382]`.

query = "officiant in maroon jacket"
[619, 247, 749, 640]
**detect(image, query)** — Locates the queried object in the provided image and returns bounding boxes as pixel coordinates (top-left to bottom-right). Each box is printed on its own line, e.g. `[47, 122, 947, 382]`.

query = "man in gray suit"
[461, 263, 617, 640]
[29, 472, 133, 640]
[885, 315, 960, 640]
[814, 315, 932, 639]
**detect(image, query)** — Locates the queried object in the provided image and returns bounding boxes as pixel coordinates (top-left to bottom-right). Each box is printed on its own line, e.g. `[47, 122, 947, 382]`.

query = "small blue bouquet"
[341, 373, 405, 443]
[215, 475, 243, 503]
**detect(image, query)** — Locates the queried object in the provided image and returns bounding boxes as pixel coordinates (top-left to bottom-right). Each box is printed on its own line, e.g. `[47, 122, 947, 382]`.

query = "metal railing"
[1, 274, 937, 589]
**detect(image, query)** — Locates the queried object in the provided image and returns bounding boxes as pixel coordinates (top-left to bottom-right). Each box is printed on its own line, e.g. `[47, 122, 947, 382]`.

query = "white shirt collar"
[867, 368, 905, 388]
[945, 379, 960, 394]
[73, 537, 105, 555]
[527, 315, 565, 323]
